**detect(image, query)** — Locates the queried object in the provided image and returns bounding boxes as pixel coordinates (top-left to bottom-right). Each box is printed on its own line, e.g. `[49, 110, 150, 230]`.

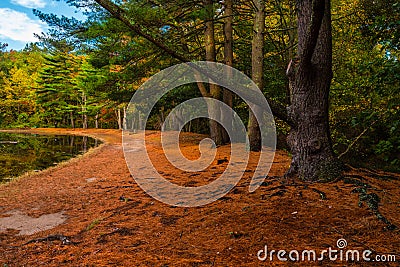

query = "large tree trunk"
[248, 0, 265, 152]
[286, 0, 342, 181]
[221, 0, 234, 144]
[204, 0, 223, 145]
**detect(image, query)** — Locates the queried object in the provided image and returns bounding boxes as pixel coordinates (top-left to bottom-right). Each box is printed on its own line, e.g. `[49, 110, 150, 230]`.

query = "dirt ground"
[0, 128, 399, 266]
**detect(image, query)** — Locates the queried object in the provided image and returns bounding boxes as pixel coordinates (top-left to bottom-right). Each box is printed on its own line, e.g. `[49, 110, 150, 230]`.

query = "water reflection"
[0, 133, 101, 183]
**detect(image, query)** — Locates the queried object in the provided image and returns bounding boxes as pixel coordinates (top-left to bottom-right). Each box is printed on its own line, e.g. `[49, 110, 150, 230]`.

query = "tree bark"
[249, 0, 265, 152]
[95, 113, 99, 129]
[82, 92, 88, 129]
[117, 108, 122, 130]
[286, 0, 342, 181]
[204, 0, 224, 145]
[123, 106, 127, 130]
[70, 111, 75, 129]
[221, 0, 234, 144]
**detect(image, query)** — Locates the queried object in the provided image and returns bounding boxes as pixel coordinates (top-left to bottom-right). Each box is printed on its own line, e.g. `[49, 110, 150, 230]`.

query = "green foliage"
[35, 51, 79, 127]
[360, 0, 400, 52]
[331, 0, 400, 172]
[0, 0, 398, 172]
[0, 47, 43, 127]
[0, 42, 8, 51]
[0, 46, 118, 129]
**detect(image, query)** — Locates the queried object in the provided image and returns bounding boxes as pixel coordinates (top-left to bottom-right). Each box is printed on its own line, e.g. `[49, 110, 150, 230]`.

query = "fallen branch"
[23, 234, 74, 245]
[338, 120, 377, 159]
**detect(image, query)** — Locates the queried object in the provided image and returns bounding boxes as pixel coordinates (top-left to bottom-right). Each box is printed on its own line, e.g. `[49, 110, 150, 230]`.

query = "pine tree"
[36, 51, 80, 127]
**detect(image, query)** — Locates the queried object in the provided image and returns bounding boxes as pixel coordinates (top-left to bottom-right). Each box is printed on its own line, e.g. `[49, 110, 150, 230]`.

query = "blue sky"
[0, 0, 84, 50]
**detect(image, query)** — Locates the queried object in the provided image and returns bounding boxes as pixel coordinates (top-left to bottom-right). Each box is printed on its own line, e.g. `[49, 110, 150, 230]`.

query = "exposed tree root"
[23, 234, 75, 246]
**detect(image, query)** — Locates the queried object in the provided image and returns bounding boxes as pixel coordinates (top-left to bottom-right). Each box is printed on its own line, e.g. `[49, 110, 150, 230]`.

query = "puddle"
[0, 133, 101, 183]
[0, 210, 67, 236]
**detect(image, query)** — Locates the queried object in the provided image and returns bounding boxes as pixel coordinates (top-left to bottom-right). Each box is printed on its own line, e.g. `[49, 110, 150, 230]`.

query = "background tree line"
[0, 0, 398, 173]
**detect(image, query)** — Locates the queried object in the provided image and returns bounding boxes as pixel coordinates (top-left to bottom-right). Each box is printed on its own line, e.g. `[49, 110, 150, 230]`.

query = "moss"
[86, 218, 103, 231]
[350, 181, 397, 230]
[316, 158, 344, 182]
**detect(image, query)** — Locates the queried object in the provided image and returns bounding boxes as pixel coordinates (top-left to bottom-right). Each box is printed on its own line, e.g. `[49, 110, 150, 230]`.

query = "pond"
[0, 133, 101, 184]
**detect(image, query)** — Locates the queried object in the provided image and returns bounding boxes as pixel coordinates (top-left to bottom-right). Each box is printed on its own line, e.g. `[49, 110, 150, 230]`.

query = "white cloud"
[0, 8, 46, 43]
[11, 0, 47, 9]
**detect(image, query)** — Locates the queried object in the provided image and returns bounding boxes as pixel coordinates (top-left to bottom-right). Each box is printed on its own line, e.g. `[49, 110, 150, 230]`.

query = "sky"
[0, 0, 84, 51]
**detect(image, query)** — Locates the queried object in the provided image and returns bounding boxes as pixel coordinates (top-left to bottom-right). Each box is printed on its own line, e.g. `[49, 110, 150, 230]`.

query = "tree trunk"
[82, 92, 88, 129]
[70, 111, 75, 129]
[286, 0, 342, 181]
[83, 114, 88, 129]
[94, 0, 292, 129]
[248, 0, 265, 152]
[221, 0, 234, 144]
[204, 0, 223, 145]
[95, 113, 99, 129]
[117, 108, 122, 130]
[123, 106, 127, 130]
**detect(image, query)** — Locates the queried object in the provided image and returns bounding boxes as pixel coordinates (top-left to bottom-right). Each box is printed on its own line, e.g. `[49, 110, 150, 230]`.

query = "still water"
[0, 133, 101, 183]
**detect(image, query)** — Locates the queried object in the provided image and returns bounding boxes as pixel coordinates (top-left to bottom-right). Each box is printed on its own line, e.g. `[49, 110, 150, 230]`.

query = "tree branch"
[268, 99, 295, 127]
[93, 0, 293, 126]
[93, 0, 190, 62]
[300, 0, 325, 64]
[338, 120, 378, 159]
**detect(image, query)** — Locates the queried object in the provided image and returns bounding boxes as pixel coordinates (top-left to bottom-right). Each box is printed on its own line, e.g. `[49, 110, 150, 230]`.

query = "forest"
[1, 0, 400, 265]
[0, 0, 399, 175]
